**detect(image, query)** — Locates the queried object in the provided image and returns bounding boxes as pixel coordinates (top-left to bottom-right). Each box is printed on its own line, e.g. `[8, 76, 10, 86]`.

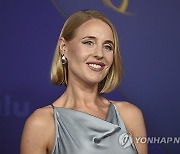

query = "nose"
[93, 46, 103, 59]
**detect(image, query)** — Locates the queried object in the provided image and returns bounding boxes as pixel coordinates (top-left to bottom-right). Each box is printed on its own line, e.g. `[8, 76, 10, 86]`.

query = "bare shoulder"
[111, 101, 143, 118]
[24, 105, 55, 134]
[110, 100, 146, 134]
[24, 105, 54, 131]
[20, 105, 55, 154]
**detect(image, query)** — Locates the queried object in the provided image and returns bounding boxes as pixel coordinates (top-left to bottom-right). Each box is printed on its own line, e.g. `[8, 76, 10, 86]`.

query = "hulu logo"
[0, 95, 29, 117]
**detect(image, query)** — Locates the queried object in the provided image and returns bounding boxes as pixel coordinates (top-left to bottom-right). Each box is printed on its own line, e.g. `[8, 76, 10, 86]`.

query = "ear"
[58, 37, 68, 56]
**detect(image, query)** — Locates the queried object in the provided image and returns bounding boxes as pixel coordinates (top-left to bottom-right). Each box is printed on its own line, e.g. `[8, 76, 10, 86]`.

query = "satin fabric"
[51, 102, 139, 154]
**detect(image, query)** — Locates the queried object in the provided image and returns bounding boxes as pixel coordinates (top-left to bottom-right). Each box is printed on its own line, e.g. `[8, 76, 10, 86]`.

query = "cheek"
[67, 45, 86, 63]
[105, 52, 114, 66]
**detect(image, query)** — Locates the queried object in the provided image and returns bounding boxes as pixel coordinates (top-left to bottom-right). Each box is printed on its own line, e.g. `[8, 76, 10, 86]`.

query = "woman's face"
[64, 19, 114, 86]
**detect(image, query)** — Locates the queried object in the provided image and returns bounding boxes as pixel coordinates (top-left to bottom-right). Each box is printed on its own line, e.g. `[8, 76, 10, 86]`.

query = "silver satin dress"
[51, 102, 139, 154]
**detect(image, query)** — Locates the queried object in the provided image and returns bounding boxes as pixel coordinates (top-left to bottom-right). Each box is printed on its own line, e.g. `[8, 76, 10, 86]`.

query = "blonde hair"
[50, 10, 123, 93]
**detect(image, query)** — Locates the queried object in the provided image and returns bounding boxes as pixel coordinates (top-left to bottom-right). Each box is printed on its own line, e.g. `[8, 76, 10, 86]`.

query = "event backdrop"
[0, 0, 180, 153]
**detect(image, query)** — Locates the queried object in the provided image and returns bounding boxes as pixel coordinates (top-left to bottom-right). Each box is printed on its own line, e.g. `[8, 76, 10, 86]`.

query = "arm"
[20, 108, 53, 154]
[116, 101, 148, 154]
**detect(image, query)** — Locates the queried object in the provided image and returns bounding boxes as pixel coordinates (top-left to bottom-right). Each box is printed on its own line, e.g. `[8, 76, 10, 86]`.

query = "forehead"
[74, 19, 114, 41]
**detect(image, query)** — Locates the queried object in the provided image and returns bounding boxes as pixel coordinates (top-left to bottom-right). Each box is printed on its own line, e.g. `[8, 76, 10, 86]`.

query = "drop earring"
[61, 53, 67, 64]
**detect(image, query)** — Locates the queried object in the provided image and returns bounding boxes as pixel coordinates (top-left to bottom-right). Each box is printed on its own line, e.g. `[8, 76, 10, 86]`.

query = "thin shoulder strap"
[51, 103, 55, 109]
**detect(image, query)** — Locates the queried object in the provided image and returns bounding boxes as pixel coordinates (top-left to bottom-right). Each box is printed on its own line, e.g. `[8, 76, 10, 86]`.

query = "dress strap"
[51, 103, 55, 109]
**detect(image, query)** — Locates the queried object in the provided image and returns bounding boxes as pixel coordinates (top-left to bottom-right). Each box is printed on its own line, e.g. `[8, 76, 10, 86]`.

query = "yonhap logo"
[119, 132, 133, 148]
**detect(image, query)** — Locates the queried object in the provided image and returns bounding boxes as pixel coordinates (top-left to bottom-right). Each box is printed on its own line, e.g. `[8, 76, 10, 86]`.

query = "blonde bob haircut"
[50, 10, 123, 94]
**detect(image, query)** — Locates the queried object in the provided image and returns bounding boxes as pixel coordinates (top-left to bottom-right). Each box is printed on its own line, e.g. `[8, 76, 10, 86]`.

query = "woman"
[20, 10, 148, 154]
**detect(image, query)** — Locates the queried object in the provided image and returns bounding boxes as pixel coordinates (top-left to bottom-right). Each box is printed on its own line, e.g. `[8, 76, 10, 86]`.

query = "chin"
[85, 77, 104, 85]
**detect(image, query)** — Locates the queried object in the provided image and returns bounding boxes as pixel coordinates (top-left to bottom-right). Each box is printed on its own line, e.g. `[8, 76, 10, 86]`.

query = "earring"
[61, 53, 67, 64]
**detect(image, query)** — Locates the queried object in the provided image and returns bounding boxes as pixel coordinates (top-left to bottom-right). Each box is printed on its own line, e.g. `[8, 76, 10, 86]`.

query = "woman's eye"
[104, 45, 113, 51]
[82, 40, 94, 46]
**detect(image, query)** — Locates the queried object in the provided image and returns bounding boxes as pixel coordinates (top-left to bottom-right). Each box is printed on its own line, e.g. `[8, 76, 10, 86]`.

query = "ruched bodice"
[51, 102, 139, 154]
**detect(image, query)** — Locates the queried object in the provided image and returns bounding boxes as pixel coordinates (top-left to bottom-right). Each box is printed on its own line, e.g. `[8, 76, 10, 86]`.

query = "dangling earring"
[61, 53, 67, 64]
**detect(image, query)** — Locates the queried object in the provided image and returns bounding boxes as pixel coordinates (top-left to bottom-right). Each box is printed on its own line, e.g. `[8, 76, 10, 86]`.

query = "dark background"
[0, 0, 180, 153]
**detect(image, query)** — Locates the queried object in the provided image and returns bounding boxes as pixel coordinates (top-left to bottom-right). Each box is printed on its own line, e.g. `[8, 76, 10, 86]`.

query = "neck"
[60, 81, 103, 109]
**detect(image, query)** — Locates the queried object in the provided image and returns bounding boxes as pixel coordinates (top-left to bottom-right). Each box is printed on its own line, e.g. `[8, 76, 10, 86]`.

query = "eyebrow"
[81, 36, 114, 46]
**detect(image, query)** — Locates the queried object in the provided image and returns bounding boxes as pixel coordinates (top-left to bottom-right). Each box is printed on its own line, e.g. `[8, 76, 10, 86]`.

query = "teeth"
[88, 64, 102, 68]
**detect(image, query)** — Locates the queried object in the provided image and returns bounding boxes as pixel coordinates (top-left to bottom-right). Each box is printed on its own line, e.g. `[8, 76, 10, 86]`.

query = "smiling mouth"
[87, 63, 105, 72]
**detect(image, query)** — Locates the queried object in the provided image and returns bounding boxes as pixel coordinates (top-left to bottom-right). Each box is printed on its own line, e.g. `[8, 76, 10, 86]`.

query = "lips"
[86, 61, 105, 67]
[86, 61, 105, 72]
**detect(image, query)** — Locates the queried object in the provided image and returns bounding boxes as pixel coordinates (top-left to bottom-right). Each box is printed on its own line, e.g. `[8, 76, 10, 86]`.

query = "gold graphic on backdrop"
[103, 0, 132, 15]
[50, 0, 133, 17]
[50, 0, 66, 18]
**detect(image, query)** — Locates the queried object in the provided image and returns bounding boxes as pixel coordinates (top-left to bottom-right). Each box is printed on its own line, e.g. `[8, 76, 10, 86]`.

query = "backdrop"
[0, 0, 180, 153]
